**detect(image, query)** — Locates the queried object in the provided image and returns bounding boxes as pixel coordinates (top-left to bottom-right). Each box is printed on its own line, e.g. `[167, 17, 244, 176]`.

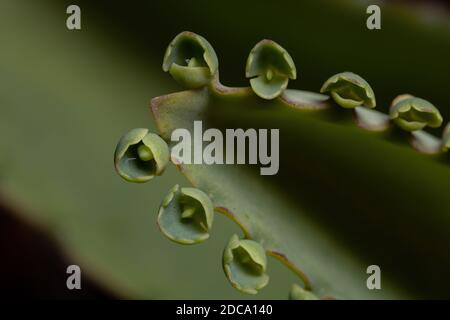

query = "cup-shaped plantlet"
[222, 234, 269, 294]
[114, 128, 169, 183]
[162, 31, 218, 89]
[246, 40, 296, 100]
[157, 185, 214, 244]
[442, 122, 450, 152]
[289, 283, 319, 300]
[320, 72, 376, 108]
[389, 95, 443, 132]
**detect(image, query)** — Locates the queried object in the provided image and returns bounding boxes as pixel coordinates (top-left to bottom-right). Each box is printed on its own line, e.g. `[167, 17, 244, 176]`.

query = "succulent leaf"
[8, 1, 450, 301]
[320, 72, 376, 108]
[114, 128, 169, 183]
[157, 185, 214, 244]
[222, 234, 269, 294]
[390, 96, 443, 131]
[246, 40, 296, 99]
[151, 79, 450, 299]
[114, 33, 450, 299]
[163, 31, 218, 88]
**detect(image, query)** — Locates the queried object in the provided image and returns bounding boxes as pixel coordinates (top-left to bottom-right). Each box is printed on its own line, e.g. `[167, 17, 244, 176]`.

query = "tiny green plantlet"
[222, 234, 269, 295]
[320, 72, 376, 108]
[389, 94, 443, 132]
[163, 31, 218, 89]
[114, 128, 169, 182]
[158, 184, 214, 244]
[246, 40, 296, 100]
[289, 283, 319, 300]
[114, 31, 450, 299]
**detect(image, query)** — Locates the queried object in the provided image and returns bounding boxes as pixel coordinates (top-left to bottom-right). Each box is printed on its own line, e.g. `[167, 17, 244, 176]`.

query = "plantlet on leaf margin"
[320, 72, 376, 108]
[289, 283, 319, 300]
[222, 234, 269, 294]
[246, 40, 296, 100]
[157, 184, 214, 245]
[114, 128, 169, 183]
[163, 31, 218, 89]
[389, 94, 443, 132]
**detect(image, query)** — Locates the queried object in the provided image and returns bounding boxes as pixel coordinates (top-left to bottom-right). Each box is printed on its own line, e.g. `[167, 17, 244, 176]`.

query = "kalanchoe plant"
[320, 72, 376, 108]
[389, 94, 443, 131]
[157, 184, 214, 244]
[222, 234, 269, 294]
[162, 31, 218, 89]
[246, 40, 296, 99]
[114, 128, 169, 182]
[114, 31, 450, 299]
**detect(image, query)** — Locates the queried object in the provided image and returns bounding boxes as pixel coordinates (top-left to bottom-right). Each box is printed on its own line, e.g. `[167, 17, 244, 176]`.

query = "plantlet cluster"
[114, 31, 450, 299]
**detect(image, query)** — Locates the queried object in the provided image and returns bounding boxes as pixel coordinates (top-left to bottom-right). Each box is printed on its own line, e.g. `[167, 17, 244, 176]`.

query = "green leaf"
[151, 80, 450, 299]
[4, 0, 450, 300]
[2, 2, 300, 299]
